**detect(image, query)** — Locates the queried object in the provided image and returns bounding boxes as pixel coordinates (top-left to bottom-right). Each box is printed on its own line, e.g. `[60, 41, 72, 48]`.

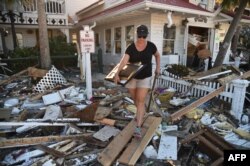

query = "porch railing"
[156, 71, 249, 121]
[0, 0, 67, 25]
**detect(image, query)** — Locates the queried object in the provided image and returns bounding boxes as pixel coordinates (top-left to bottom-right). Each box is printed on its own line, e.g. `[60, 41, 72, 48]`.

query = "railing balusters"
[158, 71, 248, 117]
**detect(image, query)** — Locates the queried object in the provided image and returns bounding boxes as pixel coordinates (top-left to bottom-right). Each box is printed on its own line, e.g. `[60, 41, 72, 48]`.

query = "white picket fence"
[156, 71, 249, 121]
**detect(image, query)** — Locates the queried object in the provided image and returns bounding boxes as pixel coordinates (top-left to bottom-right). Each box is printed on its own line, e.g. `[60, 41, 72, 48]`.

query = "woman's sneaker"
[133, 126, 142, 138]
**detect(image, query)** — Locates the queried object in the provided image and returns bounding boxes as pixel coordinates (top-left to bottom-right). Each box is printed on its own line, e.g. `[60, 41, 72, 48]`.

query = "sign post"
[80, 25, 95, 100]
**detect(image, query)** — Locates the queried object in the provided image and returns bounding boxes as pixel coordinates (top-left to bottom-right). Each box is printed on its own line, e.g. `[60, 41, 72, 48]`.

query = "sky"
[67, 0, 99, 18]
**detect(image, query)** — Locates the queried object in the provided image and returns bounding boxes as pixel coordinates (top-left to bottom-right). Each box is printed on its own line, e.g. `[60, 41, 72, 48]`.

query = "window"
[125, 25, 134, 47]
[16, 33, 23, 48]
[45, 1, 63, 14]
[115, 27, 121, 54]
[105, 29, 111, 53]
[22, 0, 37, 12]
[71, 33, 77, 44]
[162, 24, 176, 55]
[95, 33, 100, 47]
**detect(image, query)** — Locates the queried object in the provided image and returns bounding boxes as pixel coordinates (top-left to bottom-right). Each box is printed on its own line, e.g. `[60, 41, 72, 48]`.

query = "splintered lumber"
[217, 73, 238, 86]
[99, 93, 126, 106]
[28, 67, 48, 79]
[118, 116, 162, 165]
[96, 118, 116, 126]
[67, 102, 99, 122]
[35, 144, 66, 158]
[170, 86, 225, 121]
[0, 108, 11, 121]
[241, 70, 250, 79]
[195, 66, 223, 77]
[171, 70, 250, 122]
[211, 157, 224, 166]
[98, 118, 137, 166]
[8, 140, 71, 165]
[197, 70, 232, 81]
[94, 106, 112, 120]
[0, 133, 104, 148]
[0, 65, 37, 85]
[183, 66, 223, 80]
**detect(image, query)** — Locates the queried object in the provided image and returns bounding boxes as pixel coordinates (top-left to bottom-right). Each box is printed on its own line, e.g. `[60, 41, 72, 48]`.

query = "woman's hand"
[114, 72, 120, 84]
[155, 68, 160, 77]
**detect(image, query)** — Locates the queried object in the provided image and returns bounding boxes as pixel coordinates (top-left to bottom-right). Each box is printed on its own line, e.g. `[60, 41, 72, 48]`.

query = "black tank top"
[125, 41, 157, 79]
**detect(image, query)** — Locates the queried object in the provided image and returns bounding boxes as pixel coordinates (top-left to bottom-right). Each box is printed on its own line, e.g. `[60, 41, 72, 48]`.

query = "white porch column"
[60, 29, 70, 43]
[231, 79, 249, 121]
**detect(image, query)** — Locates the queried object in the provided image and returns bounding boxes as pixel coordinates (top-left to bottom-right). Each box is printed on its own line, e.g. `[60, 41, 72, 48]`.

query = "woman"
[114, 25, 160, 137]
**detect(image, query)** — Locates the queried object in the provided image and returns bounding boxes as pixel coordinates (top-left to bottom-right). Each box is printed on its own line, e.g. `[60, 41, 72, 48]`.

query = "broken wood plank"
[197, 70, 232, 81]
[96, 118, 116, 126]
[118, 116, 162, 165]
[67, 102, 99, 122]
[170, 86, 225, 122]
[7, 140, 71, 165]
[241, 70, 250, 79]
[163, 130, 187, 138]
[0, 108, 11, 121]
[217, 74, 238, 86]
[197, 135, 223, 157]
[210, 157, 223, 166]
[66, 143, 87, 155]
[57, 141, 76, 152]
[183, 66, 223, 80]
[117, 118, 154, 164]
[99, 94, 126, 106]
[28, 67, 48, 79]
[35, 144, 66, 158]
[180, 130, 204, 145]
[98, 119, 137, 166]
[0, 133, 102, 148]
[194, 66, 223, 77]
[0, 65, 37, 85]
[171, 70, 250, 122]
[94, 106, 112, 120]
[65, 149, 102, 160]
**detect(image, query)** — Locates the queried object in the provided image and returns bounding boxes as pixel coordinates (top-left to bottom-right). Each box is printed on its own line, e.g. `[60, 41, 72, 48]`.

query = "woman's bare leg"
[128, 88, 139, 122]
[135, 88, 148, 127]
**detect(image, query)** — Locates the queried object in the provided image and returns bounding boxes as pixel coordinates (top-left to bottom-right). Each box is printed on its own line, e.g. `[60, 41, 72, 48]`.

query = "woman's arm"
[154, 51, 161, 76]
[114, 54, 130, 84]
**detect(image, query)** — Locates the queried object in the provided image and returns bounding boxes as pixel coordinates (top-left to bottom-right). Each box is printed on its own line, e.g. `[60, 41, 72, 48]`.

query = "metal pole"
[147, 74, 157, 112]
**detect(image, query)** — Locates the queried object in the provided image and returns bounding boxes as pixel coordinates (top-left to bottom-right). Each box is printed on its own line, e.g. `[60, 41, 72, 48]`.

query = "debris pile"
[0, 65, 249, 166]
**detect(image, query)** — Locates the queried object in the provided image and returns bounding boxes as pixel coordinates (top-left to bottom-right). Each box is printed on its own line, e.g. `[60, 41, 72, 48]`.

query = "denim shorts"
[125, 77, 152, 89]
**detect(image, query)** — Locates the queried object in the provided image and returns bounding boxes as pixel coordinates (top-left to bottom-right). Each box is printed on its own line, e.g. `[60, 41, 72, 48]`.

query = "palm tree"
[213, 0, 249, 67]
[37, 0, 51, 69]
[4, 0, 51, 69]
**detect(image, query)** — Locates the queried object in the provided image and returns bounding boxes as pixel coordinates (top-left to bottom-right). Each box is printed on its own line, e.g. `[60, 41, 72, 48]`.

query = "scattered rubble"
[0, 65, 249, 166]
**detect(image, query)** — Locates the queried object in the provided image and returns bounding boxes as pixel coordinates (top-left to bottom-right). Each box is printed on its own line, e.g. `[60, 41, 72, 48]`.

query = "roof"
[151, 0, 209, 12]
[77, 0, 213, 24]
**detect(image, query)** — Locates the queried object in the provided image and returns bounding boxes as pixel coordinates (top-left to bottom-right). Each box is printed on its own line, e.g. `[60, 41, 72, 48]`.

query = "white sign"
[80, 30, 95, 53]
